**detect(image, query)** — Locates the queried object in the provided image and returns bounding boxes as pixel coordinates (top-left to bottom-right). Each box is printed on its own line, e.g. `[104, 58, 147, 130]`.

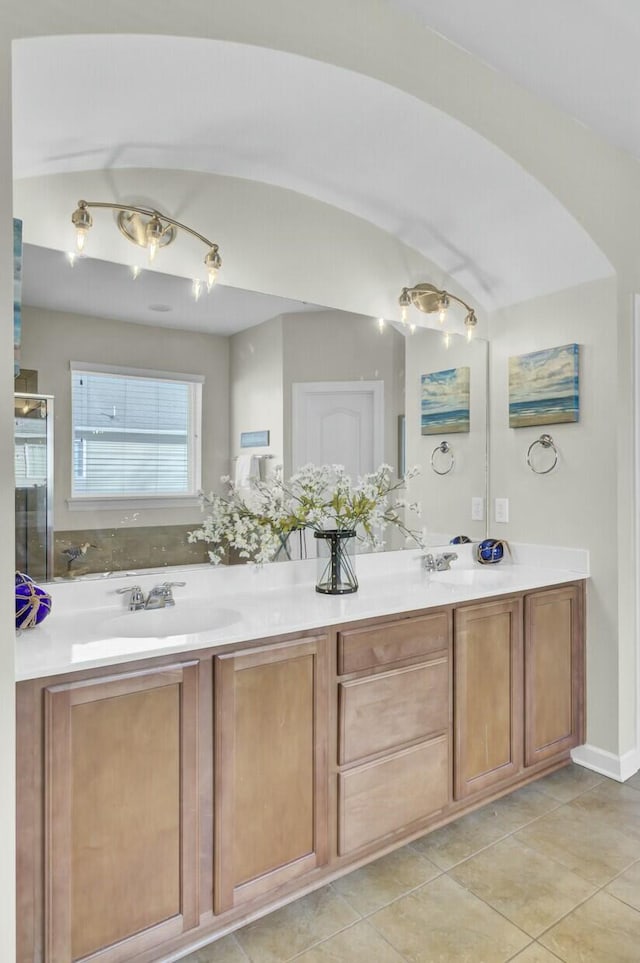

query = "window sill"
[66, 496, 202, 512]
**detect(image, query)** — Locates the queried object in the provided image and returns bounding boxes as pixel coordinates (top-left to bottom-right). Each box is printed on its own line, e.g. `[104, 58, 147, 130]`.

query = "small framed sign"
[240, 430, 270, 448]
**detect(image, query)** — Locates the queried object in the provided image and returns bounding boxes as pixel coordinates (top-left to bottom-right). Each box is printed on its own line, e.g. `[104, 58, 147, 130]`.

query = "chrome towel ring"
[431, 440, 455, 475]
[526, 433, 558, 474]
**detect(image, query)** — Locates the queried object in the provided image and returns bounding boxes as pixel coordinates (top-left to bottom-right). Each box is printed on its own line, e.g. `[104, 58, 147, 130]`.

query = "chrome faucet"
[435, 552, 458, 571]
[116, 584, 145, 611]
[422, 552, 458, 572]
[116, 580, 186, 611]
[144, 581, 186, 609]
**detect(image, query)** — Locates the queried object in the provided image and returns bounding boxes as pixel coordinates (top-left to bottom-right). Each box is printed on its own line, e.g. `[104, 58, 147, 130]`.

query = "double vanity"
[16, 545, 587, 963]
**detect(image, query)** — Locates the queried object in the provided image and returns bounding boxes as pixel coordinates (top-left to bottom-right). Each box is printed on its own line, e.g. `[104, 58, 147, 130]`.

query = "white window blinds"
[71, 365, 202, 499]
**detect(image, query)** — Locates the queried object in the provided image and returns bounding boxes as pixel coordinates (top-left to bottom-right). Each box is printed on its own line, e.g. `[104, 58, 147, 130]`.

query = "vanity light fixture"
[70, 200, 222, 292]
[398, 282, 478, 341]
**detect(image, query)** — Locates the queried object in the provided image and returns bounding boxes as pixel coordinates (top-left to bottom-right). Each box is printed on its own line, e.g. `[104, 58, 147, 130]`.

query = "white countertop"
[15, 544, 589, 682]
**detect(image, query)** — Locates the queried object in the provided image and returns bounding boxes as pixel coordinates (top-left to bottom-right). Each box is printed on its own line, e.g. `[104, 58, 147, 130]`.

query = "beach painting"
[421, 366, 470, 435]
[509, 343, 579, 428]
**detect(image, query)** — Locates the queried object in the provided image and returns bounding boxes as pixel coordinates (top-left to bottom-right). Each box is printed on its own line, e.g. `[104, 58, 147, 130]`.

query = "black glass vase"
[314, 529, 358, 595]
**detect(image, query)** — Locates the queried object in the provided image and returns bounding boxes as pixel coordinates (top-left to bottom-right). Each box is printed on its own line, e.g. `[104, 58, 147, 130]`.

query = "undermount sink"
[104, 604, 242, 638]
[429, 567, 507, 586]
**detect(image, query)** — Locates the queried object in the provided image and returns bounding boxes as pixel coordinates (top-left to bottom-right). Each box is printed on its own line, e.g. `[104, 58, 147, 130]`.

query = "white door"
[291, 381, 384, 478]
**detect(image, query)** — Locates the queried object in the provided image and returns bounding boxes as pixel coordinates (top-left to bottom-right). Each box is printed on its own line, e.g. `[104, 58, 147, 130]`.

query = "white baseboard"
[571, 744, 640, 783]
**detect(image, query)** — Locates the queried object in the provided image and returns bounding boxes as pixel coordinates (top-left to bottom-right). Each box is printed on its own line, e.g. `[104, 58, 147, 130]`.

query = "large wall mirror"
[15, 244, 488, 581]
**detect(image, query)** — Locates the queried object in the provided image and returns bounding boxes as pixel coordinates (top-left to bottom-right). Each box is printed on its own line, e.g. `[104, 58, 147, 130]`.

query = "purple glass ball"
[15, 572, 52, 629]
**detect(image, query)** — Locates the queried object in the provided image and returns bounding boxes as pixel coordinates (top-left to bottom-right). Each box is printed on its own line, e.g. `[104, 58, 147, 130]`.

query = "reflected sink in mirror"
[103, 605, 242, 639]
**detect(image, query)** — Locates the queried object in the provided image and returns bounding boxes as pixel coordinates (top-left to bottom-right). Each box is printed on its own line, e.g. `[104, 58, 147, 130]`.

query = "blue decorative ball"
[477, 539, 505, 564]
[15, 572, 52, 629]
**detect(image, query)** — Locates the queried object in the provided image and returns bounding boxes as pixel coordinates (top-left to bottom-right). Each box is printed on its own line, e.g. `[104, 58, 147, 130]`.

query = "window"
[69, 363, 203, 507]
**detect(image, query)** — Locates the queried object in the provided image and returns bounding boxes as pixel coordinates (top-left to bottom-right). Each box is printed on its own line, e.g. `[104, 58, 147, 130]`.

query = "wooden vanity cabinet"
[213, 635, 329, 913]
[454, 597, 524, 800]
[35, 661, 199, 963]
[336, 611, 451, 856]
[454, 584, 585, 801]
[524, 584, 584, 765]
[16, 582, 585, 963]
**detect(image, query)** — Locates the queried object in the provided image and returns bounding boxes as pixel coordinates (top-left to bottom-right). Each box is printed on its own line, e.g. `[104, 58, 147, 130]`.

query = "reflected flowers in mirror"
[187, 463, 425, 565]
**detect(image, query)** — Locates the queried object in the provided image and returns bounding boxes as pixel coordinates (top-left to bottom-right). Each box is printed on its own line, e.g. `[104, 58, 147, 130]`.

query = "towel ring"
[431, 440, 455, 475]
[526, 433, 558, 474]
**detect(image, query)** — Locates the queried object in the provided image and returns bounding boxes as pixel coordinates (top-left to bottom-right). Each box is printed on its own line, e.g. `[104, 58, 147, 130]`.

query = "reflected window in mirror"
[69, 362, 203, 507]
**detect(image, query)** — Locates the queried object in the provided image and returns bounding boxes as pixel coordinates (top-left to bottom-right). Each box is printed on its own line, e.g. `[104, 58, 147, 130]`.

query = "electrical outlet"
[471, 496, 484, 521]
[494, 497, 509, 523]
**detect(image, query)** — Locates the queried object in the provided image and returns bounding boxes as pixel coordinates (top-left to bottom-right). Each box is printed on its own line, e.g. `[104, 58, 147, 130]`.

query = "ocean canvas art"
[421, 367, 470, 435]
[509, 343, 579, 428]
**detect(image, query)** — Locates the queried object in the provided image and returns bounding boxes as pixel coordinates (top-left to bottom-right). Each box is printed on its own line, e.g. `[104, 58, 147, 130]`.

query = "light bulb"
[206, 266, 218, 291]
[465, 310, 477, 342]
[204, 247, 221, 291]
[71, 201, 92, 253]
[378, 317, 385, 332]
[192, 278, 203, 302]
[145, 215, 165, 263]
[437, 294, 450, 324]
[438, 306, 447, 323]
[401, 305, 408, 324]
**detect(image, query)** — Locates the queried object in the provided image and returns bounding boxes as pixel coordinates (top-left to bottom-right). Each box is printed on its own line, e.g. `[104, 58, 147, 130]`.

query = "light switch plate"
[494, 497, 509, 523]
[471, 496, 484, 521]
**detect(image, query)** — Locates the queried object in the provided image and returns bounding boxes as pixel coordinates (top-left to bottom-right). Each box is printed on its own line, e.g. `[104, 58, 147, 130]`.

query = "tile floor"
[182, 765, 640, 963]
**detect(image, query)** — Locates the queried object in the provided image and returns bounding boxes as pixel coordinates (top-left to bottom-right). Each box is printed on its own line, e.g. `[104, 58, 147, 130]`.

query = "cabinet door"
[454, 598, 523, 800]
[44, 662, 199, 963]
[214, 636, 329, 913]
[524, 584, 584, 766]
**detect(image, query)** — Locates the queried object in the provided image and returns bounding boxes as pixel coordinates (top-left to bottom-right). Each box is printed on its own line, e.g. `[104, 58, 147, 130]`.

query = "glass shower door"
[15, 393, 54, 581]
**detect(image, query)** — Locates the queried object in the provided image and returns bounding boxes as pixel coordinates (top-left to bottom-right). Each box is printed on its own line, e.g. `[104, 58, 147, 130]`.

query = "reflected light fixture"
[71, 200, 222, 291]
[399, 282, 477, 341]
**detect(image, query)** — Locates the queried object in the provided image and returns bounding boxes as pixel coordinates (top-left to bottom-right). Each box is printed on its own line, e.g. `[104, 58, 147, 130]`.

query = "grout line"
[231, 933, 253, 963]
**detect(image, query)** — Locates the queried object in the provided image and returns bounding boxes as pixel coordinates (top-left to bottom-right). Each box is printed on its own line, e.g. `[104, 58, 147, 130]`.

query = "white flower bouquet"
[188, 463, 424, 565]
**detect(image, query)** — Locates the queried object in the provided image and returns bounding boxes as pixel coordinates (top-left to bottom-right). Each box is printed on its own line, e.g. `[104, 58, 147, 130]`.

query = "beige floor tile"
[234, 887, 359, 963]
[533, 763, 604, 803]
[291, 920, 405, 962]
[606, 860, 640, 911]
[180, 934, 248, 963]
[450, 835, 595, 937]
[569, 779, 640, 842]
[515, 801, 640, 886]
[411, 805, 511, 870]
[626, 771, 640, 792]
[481, 783, 561, 832]
[331, 845, 440, 916]
[509, 944, 563, 962]
[540, 890, 640, 962]
[369, 873, 530, 962]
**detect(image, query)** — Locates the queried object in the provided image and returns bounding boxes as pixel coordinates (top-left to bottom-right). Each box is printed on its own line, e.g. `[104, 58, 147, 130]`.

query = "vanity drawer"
[338, 658, 448, 765]
[338, 612, 449, 675]
[338, 735, 449, 855]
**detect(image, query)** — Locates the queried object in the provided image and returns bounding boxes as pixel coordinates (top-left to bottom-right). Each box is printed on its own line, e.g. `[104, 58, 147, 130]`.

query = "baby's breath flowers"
[188, 463, 424, 565]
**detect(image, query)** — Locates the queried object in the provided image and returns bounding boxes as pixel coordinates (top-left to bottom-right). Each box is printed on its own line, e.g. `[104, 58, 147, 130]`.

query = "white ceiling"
[12, 29, 614, 315]
[21, 245, 323, 335]
[390, 0, 640, 161]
